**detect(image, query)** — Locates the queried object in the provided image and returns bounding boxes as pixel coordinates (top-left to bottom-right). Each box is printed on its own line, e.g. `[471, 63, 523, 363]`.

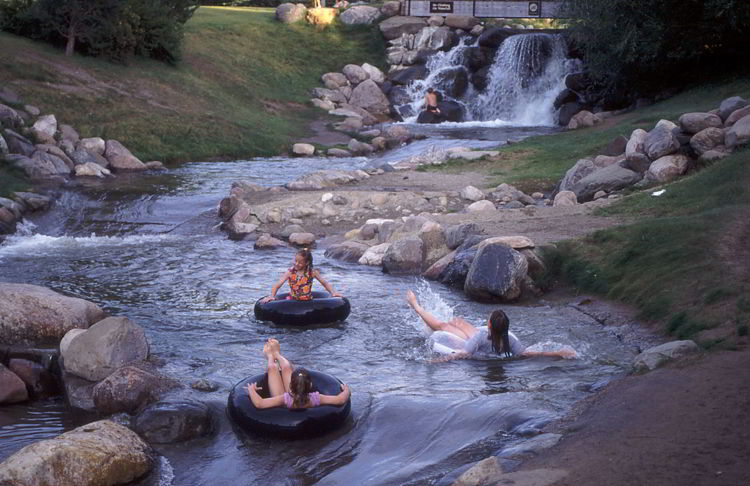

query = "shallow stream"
[1, 125, 641, 485]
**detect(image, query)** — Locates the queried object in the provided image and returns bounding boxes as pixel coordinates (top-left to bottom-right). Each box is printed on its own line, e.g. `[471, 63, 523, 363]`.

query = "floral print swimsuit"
[288, 267, 313, 300]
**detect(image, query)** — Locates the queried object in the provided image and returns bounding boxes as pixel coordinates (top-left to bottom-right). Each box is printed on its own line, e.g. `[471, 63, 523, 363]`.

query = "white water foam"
[413, 280, 455, 336]
[0, 232, 178, 260]
[158, 456, 175, 486]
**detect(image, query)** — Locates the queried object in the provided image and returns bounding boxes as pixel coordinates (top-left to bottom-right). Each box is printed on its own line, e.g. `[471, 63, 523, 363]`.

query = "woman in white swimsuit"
[406, 290, 577, 360]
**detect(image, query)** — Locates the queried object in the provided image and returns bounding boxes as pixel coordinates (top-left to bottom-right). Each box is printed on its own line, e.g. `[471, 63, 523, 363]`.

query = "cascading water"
[472, 33, 579, 125]
[397, 33, 581, 126]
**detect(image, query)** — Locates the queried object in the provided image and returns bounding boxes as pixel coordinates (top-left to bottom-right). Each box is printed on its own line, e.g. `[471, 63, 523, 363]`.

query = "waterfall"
[396, 33, 580, 126]
[472, 33, 578, 126]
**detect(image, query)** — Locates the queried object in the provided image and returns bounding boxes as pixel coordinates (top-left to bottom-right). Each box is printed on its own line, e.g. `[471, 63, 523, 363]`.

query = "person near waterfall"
[246, 338, 350, 409]
[260, 248, 342, 303]
[406, 290, 577, 360]
[424, 88, 440, 114]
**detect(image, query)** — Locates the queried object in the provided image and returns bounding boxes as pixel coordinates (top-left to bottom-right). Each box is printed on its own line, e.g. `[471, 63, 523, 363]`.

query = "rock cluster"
[555, 95, 750, 202]
[0, 86, 165, 238]
[0, 282, 215, 482]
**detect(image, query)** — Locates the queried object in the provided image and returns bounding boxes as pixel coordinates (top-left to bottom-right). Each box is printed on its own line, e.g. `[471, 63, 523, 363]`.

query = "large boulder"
[382, 236, 424, 274]
[717, 96, 748, 121]
[445, 222, 483, 250]
[61, 316, 149, 382]
[379, 16, 426, 40]
[0, 283, 106, 346]
[725, 105, 750, 127]
[571, 164, 641, 202]
[134, 400, 214, 443]
[361, 63, 385, 85]
[324, 240, 370, 263]
[380, 1, 401, 18]
[464, 243, 528, 301]
[646, 154, 689, 182]
[0, 420, 153, 486]
[624, 128, 650, 173]
[104, 139, 147, 171]
[438, 237, 487, 288]
[358, 242, 391, 266]
[419, 221, 449, 267]
[10, 150, 71, 179]
[677, 112, 723, 134]
[92, 366, 162, 414]
[0, 103, 23, 129]
[348, 79, 390, 115]
[339, 5, 380, 25]
[477, 26, 517, 48]
[689, 127, 725, 155]
[644, 120, 680, 160]
[276, 3, 307, 23]
[342, 64, 369, 85]
[724, 114, 750, 149]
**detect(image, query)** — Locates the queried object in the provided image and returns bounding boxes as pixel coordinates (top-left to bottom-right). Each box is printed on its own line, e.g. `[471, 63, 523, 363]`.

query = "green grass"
[540, 147, 750, 343]
[0, 7, 386, 163]
[421, 77, 750, 192]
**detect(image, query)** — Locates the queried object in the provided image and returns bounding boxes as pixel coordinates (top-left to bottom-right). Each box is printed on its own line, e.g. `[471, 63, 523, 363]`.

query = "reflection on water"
[1, 131, 637, 484]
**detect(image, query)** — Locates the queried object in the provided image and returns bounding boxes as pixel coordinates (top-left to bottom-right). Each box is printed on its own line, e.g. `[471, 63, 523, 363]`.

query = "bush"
[563, 0, 750, 94]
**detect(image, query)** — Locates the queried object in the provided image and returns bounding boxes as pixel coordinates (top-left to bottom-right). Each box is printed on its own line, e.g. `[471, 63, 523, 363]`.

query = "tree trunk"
[65, 23, 76, 56]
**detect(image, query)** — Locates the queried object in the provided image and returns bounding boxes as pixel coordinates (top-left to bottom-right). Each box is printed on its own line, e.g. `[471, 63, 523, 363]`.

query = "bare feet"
[267, 338, 280, 356]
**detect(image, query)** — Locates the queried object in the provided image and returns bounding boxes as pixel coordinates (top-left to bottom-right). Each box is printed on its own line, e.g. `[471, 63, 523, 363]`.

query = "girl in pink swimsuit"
[261, 249, 343, 303]
[246, 338, 350, 410]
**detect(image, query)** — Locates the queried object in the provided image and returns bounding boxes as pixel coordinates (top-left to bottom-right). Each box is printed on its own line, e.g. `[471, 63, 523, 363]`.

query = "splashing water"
[472, 33, 579, 125]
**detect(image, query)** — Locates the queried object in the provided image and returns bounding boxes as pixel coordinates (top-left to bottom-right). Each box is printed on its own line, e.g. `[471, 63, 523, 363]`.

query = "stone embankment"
[0, 86, 165, 239]
[0, 282, 215, 484]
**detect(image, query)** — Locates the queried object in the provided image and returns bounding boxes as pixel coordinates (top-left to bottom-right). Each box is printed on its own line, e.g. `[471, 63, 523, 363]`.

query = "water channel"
[0, 122, 646, 485]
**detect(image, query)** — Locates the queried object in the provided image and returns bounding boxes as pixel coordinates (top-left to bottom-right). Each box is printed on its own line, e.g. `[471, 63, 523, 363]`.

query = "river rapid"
[1, 125, 640, 485]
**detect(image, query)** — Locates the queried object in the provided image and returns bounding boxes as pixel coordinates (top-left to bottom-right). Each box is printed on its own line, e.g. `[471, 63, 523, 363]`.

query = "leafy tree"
[563, 0, 750, 93]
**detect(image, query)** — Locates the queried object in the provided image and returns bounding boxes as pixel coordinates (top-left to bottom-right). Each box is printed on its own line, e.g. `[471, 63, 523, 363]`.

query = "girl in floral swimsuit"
[261, 248, 343, 303]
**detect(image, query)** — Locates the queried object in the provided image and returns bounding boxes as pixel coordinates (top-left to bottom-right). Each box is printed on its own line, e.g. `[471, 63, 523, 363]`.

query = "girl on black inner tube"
[246, 338, 350, 409]
[260, 248, 343, 304]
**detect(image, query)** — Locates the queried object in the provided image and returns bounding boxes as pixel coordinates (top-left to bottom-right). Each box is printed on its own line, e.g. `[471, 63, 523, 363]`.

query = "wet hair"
[296, 248, 313, 276]
[290, 368, 313, 408]
[488, 309, 511, 357]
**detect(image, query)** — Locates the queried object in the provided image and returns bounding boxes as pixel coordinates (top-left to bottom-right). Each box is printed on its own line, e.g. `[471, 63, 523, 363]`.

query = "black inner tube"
[254, 291, 351, 326]
[227, 371, 351, 439]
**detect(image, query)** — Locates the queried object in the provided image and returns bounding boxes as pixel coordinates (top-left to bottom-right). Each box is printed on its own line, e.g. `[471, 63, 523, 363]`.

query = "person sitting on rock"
[260, 248, 342, 303]
[246, 338, 350, 409]
[424, 88, 441, 114]
[406, 290, 577, 360]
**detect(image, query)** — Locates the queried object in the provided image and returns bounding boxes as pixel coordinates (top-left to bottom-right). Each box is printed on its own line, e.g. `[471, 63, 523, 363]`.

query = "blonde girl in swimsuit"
[260, 248, 342, 303]
[246, 338, 350, 409]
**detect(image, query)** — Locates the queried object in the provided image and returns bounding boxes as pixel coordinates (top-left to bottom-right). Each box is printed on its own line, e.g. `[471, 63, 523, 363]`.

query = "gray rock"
[134, 400, 214, 443]
[678, 112, 723, 134]
[572, 164, 641, 202]
[92, 366, 161, 414]
[0, 103, 23, 129]
[644, 120, 680, 160]
[380, 1, 401, 18]
[0, 420, 153, 485]
[292, 143, 315, 156]
[443, 15, 479, 30]
[361, 63, 385, 84]
[12, 192, 51, 211]
[254, 233, 287, 250]
[464, 243, 528, 301]
[104, 139, 147, 171]
[349, 79, 390, 115]
[325, 240, 370, 262]
[718, 96, 748, 121]
[633, 340, 699, 372]
[276, 3, 306, 23]
[646, 154, 689, 182]
[59, 124, 79, 143]
[445, 222, 483, 250]
[382, 236, 424, 274]
[342, 64, 369, 85]
[725, 105, 750, 127]
[379, 16, 427, 40]
[31, 114, 57, 143]
[62, 316, 149, 382]
[724, 114, 750, 149]
[339, 5, 381, 25]
[327, 148, 352, 157]
[0, 283, 106, 346]
[0, 363, 28, 404]
[78, 137, 106, 155]
[321, 72, 348, 89]
[3, 129, 35, 156]
[689, 127, 725, 155]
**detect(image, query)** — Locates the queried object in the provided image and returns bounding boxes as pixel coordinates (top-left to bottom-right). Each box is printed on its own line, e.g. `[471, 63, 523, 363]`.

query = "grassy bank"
[424, 77, 750, 193]
[0, 7, 386, 163]
[423, 78, 750, 346]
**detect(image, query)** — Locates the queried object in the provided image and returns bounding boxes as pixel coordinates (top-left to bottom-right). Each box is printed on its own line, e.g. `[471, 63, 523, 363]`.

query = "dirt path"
[517, 346, 750, 486]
